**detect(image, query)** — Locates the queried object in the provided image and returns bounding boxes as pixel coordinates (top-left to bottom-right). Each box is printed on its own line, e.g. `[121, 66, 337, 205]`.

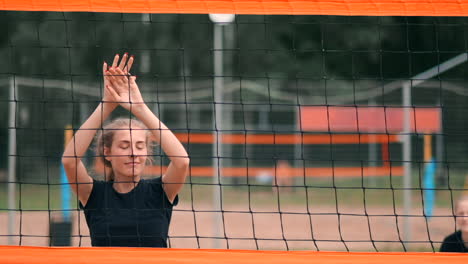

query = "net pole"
[140, 13, 151, 74]
[368, 99, 377, 187]
[212, 21, 223, 249]
[402, 81, 412, 246]
[7, 76, 17, 245]
[294, 107, 301, 183]
[435, 103, 445, 187]
[211, 16, 225, 248]
[210, 14, 236, 248]
[401, 53, 468, 246]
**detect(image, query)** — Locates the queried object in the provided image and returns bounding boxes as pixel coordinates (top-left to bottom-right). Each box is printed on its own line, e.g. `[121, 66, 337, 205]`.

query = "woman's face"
[105, 128, 148, 179]
[456, 199, 468, 232]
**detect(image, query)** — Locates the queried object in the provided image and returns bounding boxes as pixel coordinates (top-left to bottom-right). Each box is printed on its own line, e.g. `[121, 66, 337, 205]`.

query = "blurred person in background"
[440, 196, 468, 252]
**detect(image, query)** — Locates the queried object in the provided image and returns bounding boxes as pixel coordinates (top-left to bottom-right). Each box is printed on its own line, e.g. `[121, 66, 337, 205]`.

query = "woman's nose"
[129, 147, 137, 157]
[129, 146, 142, 157]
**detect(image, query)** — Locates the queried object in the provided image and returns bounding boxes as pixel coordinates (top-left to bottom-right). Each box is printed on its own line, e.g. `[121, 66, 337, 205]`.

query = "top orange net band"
[0, 0, 468, 16]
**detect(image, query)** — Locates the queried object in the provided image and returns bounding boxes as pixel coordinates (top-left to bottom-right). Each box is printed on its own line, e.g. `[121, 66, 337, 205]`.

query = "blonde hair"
[95, 118, 153, 181]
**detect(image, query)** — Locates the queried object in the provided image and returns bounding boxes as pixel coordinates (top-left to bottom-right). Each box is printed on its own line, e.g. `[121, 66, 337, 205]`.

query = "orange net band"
[1, 0, 468, 16]
[1, 246, 467, 264]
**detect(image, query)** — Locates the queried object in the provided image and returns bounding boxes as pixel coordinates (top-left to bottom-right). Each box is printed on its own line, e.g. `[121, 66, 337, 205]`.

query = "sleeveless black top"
[80, 177, 178, 247]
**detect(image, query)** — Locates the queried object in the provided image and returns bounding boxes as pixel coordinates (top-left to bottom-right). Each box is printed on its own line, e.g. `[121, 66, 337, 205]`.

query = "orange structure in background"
[300, 106, 441, 134]
[93, 132, 403, 178]
[144, 164, 403, 178]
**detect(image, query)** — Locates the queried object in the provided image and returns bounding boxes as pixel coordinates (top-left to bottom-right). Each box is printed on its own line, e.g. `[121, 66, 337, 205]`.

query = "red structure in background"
[300, 106, 441, 133]
[300, 106, 441, 174]
[95, 106, 441, 178]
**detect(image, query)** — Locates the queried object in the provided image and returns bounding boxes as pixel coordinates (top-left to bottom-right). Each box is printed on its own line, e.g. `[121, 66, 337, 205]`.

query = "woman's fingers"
[103, 61, 108, 74]
[103, 62, 110, 85]
[107, 67, 129, 92]
[106, 69, 120, 87]
[111, 54, 120, 68]
[108, 65, 135, 85]
[105, 84, 120, 102]
[125, 55, 134, 74]
[103, 54, 134, 104]
[114, 67, 126, 76]
[109, 53, 134, 74]
[118, 53, 128, 70]
[111, 67, 127, 82]
[108, 67, 125, 79]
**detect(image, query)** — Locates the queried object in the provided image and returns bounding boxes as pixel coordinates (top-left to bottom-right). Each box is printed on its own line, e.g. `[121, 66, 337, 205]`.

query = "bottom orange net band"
[0, 246, 466, 264]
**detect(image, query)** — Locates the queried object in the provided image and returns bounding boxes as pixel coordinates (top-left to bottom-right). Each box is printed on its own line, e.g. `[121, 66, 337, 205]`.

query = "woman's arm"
[61, 54, 134, 206]
[134, 105, 190, 203]
[106, 67, 190, 203]
[62, 102, 116, 205]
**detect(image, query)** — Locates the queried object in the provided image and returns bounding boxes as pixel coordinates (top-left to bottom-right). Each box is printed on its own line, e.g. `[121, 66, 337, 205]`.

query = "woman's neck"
[112, 176, 141, 194]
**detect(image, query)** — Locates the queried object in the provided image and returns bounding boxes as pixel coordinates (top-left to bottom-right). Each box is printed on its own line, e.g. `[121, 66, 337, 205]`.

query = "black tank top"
[80, 177, 178, 247]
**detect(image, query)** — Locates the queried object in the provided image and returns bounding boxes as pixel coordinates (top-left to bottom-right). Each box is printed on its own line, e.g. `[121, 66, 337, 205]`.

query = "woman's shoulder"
[443, 230, 462, 242]
[141, 177, 178, 206]
[79, 179, 109, 209]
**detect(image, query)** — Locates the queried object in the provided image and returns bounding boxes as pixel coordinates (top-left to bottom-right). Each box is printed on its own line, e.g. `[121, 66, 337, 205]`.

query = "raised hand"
[105, 66, 145, 112]
[103, 53, 134, 104]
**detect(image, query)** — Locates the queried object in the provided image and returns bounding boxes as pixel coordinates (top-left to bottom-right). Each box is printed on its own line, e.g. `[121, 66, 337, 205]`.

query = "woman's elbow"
[183, 156, 190, 166]
[61, 153, 76, 168]
[175, 156, 190, 170]
[61, 159, 72, 170]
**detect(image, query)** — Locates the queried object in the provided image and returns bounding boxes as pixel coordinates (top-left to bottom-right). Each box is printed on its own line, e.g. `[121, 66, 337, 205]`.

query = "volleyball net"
[2, 0, 468, 263]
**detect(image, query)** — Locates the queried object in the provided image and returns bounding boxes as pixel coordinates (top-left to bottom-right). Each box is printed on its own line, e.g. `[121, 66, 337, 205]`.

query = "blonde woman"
[62, 53, 189, 247]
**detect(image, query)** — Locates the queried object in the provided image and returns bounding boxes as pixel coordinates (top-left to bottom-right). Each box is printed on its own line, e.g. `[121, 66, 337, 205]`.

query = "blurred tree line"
[1, 12, 468, 182]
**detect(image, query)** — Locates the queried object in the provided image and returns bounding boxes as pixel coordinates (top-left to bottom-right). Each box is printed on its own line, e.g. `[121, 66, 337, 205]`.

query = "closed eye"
[136, 142, 146, 149]
[119, 143, 130, 149]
